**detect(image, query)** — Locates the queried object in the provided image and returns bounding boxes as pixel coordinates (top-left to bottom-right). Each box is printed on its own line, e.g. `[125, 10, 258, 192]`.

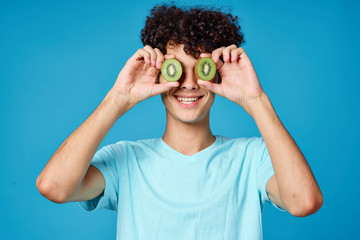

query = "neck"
[162, 111, 215, 156]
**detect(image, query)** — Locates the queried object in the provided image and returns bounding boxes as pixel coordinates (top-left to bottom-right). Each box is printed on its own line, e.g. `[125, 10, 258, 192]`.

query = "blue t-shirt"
[79, 135, 285, 240]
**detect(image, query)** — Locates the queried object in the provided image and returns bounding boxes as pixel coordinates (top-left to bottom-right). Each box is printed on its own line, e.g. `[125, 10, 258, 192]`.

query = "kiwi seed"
[161, 59, 183, 82]
[195, 57, 216, 81]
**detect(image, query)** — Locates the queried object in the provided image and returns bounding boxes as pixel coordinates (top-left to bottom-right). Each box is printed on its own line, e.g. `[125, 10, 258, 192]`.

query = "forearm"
[247, 93, 323, 213]
[36, 89, 133, 201]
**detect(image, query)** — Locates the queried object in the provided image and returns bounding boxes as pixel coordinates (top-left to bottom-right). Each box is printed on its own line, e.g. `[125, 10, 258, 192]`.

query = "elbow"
[289, 192, 324, 217]
[36, 176, 69, 204]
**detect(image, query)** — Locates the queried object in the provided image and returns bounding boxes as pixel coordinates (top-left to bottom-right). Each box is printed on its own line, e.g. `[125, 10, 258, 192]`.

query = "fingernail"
[231, 56, 236, 62]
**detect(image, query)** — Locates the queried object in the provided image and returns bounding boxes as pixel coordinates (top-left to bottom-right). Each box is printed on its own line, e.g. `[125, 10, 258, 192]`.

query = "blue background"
[1, 0, 359, 239]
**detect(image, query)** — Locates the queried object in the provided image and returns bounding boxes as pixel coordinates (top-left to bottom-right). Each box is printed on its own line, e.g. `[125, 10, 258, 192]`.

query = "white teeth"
[177, 97, 199, 103]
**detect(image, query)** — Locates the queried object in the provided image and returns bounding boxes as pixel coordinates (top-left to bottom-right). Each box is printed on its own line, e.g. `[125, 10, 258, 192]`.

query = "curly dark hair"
[141, 4, 245, 58]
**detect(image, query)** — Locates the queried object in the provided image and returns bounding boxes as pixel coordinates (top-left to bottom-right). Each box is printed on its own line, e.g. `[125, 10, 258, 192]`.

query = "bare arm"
[36, 90, 133, 203]
[198, 45, 323, 216]
[248, 93, 323, 217]
[36, 46, 179, 203]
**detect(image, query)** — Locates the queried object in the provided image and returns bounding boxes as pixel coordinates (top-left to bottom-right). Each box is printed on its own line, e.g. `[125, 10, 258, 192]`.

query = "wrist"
[244, 92, 273, 119]
[105, 88, 135, 117]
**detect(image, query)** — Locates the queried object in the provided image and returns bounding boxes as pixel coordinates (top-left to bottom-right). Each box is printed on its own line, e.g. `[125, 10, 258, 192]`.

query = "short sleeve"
[256, 137, 286, 211]
[78, 143, 124, 212]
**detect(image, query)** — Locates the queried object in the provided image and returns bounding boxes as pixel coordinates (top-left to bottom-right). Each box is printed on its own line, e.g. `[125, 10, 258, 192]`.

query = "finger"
[214, 59, 224, 70]
[197, 79, 224, 96]
[222, 44, 237, 63]
[143, 45, 157, 67]
[237, 47, 249, 60]
[200, 52, 212, 58]
[152, 81, 179, 96]
[164, 54, 176, 60]
[231, 48, 240, 62]
[212, 47, 225, 63]
[134, 49, 151, 65]
[154, 48, 164, 70]
[231, 47, 249, 62]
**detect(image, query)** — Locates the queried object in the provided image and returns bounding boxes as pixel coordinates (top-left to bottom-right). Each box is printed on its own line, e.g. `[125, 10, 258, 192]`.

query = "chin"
[167, 110, 210, 124]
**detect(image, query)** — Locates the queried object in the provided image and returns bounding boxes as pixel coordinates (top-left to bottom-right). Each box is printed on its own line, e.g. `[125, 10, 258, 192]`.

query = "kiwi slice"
[161, 59, 183, 82]
[195, 57, 216, 81]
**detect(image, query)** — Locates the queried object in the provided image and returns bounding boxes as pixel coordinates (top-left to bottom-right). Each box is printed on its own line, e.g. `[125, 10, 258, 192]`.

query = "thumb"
[197, 80, 224, 97]
[151, 81, 179, 96]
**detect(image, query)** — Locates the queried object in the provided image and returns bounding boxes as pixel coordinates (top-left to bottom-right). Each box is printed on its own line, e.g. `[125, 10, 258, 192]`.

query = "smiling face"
[159, 44, 216, 124]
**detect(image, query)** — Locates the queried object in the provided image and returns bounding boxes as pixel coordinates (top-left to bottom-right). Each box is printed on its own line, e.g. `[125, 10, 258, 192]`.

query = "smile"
[177, 97, 198, 103]
[174, 95, 203, 108]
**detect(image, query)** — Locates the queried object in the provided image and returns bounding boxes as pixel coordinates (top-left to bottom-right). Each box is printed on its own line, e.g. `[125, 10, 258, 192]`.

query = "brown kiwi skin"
[195, 59, 202, 79]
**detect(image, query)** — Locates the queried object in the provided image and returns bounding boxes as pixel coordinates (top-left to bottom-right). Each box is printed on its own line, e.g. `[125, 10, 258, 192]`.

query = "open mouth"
[173, 95, 204, 106]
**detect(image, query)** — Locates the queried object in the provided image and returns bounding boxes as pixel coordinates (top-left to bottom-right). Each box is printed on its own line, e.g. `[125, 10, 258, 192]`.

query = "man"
[36, 4, 323, 240]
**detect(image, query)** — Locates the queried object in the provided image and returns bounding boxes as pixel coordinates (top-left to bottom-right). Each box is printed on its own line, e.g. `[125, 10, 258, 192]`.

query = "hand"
[112, 45, 179, 106]
[197, 45, 265, 115]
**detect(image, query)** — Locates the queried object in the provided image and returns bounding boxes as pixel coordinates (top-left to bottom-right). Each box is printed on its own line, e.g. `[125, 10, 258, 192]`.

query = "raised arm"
[198, 45, 323, 217]
[36, 46, 179, 203]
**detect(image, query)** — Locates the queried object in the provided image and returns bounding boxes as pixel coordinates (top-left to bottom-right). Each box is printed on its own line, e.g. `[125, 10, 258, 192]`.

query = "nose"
[178, 71, 199, 90]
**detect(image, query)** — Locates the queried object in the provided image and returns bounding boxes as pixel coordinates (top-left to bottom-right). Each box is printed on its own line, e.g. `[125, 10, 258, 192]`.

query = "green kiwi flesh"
[195, 57, 216, 81]
[161, 59, 183, 82]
